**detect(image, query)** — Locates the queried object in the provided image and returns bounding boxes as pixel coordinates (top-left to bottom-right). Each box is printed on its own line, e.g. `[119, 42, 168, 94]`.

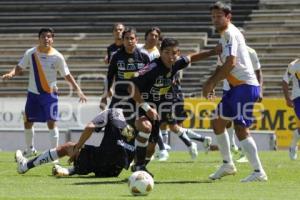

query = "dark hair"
[112, 23, 125, 31]
[38, 27, 54, 38]
[210, 1, 232, 16]
[144, 26, 162, 41]
[122, 27, 137, 39]
[160, 38, 179, 51]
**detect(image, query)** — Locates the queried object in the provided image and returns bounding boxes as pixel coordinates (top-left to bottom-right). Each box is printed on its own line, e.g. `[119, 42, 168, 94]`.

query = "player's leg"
[289, 97, 300, 160]
[209, 93, 237, 180]
[132, 116, 152, 172]
[22, 92, 41, 157]
[169, 123, 198, 160]
[232, 85, 267, 182]
[226, 121, 239, 153]
[15, 141, 75, 174]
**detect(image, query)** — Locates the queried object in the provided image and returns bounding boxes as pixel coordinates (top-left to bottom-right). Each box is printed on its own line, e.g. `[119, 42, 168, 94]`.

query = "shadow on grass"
[73, 178, 212, 185]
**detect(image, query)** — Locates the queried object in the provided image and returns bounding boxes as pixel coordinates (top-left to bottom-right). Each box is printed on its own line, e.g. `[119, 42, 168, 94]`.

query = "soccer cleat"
[15, 150, 28, 174]
[236, 154, 248, 163]
[52, 164, 70, 177]
[189, 142, 198, 160]
[203, 136, 212, 154]
[289, 146, 298, 160]
[22, 148, 37, 158]
[157, 150, 169, 162]
[209, 163, 237, 180]
[240, 171, 268, 182]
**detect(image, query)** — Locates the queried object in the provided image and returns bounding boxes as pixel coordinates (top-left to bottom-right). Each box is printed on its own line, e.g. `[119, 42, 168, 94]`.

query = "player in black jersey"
[104, 23, 125, 64]
[100, 27, 150, 115]
[15, 108, 135, 177]
[130, 38, 218, 171]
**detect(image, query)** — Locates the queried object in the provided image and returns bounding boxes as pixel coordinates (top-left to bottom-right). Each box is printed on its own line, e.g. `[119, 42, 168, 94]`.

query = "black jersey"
[133, 56, 189, 103]
[107, 47, 150, 96]
[106, 43, 123, 63]
[91, 108, 135, 169]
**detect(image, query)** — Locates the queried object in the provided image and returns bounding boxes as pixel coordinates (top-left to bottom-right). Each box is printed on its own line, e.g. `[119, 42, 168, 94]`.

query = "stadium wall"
[0, 97, 294, 150]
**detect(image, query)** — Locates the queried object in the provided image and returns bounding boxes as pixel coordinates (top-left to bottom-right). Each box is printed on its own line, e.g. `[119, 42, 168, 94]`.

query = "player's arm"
[128, 83, 159, 121]
[64, 74, 87, 103]
[188, 43, 222, 63]
[282, 71, 293, 108]
[203, 55, 236, 98]
[68, 122, 95, 163]
[2, 65, 23, 80]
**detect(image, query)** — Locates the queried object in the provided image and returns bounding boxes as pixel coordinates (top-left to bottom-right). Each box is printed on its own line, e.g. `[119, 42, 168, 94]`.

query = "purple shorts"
[24, 91, 58, 122]
[216, 84, 260, 127]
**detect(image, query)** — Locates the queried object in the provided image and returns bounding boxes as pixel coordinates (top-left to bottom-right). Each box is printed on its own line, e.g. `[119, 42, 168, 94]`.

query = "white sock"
[240, 137, 264, 172]
[49, 127, 59, 148]
[291, 130, 300, 147]
[215, 131, 233, 164]
[227, 126, 237, 148]
[32, 148, 59, 167]
[161, 129, 169, 144]
[25, 128, 35, 150]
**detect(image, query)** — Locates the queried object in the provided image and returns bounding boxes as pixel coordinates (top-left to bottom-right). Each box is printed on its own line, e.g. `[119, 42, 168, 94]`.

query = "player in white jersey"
[282, 58, 300, 160]
[221, 27, 263, 163]
[2, 28, 87, 158]
[203, 2, 267, 182]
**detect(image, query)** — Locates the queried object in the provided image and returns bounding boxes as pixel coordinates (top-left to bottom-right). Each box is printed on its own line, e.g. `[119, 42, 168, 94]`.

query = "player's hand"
[68, 146, 81, 164]
[213, 43, 222, 55]
[77, 90, 87, 103]
[286, 98, 294, 108]
[146, 108, 159, 121]
[2, 73, 13, 80]
[257, 91, 263, 102]
[203, 80, 215, 100]
[99, 97, 107, 110]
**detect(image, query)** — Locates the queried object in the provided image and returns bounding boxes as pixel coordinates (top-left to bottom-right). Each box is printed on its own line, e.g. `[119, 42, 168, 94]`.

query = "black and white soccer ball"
[128, 171, 154, 196]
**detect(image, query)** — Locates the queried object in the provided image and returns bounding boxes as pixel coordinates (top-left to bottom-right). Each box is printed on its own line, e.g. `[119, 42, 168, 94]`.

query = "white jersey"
[222, 45, 261, 91]
[284, 59, 300, 100]
[137, 43, 160, 61]
[18, 46, 70, 94]
[218, 23, 259, 91]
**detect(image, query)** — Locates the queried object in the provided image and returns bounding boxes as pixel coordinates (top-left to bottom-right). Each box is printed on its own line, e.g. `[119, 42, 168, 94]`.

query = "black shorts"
[74, 145, 123, 177]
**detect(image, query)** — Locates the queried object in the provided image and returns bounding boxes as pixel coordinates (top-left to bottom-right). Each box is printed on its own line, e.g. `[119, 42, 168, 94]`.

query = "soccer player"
[203, 2, 267, 182]
[2, 27, 87, 158]
[129, 37, 219, 170]
[15, 108, 135, 177]
[282, 58, 300, 160]
[223, 27, 263, 163]
[104, 23, 125, 64]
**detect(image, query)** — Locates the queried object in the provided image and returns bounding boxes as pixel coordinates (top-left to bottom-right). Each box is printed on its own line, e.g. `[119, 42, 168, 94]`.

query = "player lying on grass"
[15, 108, 135, 177]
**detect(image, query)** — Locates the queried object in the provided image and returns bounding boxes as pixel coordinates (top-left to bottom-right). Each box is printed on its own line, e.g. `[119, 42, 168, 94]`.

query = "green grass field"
[0, 150, 299, 200]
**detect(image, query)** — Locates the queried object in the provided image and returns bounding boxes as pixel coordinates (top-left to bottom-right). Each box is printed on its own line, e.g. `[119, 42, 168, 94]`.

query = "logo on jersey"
[128, 58, 134, 63]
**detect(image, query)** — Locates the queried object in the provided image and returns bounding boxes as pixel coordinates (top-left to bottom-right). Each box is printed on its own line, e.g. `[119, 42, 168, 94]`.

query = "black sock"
[135, 146, 147, 166]
[157, 134, 165, 150]
[179, 133, 192, 147]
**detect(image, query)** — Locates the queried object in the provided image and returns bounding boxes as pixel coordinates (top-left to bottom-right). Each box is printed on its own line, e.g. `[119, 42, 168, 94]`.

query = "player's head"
[144, 27, 162, 48]
[112, 23, 125, 41]
[38, 27, 54, 48]
[160, 38, 180, 68]
[210, 1, 232, 32]
[122, 27, 138, 53]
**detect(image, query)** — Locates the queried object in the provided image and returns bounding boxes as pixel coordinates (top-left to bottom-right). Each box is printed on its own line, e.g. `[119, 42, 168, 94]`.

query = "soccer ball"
[128, 171, 154, 196]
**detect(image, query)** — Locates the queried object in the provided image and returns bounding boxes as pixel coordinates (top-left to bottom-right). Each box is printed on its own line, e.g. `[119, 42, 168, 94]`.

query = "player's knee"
[135, 119, 152, 133]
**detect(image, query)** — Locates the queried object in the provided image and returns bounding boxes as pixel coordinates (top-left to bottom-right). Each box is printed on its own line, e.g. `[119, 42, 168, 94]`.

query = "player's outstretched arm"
[282, 80, 294, 108]
[68, 123, 95, 164]
[64, 74, 87, 103]
[189, 44, 222, 63]
[2, 66, 23, 80]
